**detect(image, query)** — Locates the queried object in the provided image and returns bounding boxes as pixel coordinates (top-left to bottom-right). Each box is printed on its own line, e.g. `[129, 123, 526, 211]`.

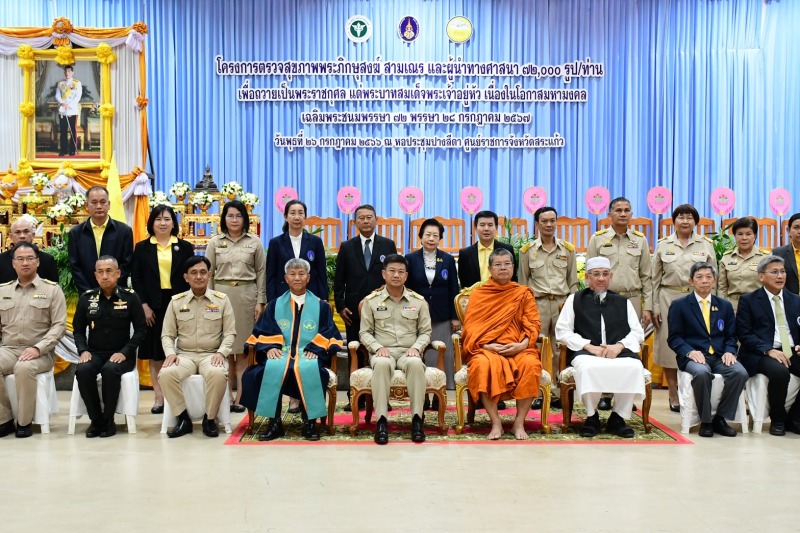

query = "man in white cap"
[555, 256, 646, 438]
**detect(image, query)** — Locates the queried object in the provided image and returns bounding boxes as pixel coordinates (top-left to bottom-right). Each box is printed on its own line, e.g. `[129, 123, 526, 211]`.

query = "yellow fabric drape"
[133, 194, 151, 244]
[0, 21, 148, 39]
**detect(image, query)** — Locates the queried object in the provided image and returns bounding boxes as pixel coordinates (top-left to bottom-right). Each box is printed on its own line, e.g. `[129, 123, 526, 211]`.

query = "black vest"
[569, 289, 638, 365]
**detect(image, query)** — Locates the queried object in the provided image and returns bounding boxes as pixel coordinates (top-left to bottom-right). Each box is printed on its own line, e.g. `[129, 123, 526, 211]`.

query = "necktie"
[701, 299, 714, 354]
[364, 238, 372, 269]
[773, 294, 793, 357]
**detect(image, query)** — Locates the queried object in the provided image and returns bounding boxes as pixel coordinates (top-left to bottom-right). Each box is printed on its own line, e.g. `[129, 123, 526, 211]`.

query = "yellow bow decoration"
[16, 45, 35, 70]
[58, 162, 78, 178]
[100, 160, 111, 179]
[19, 102, 35, 117]
[131, 166, 145, 177]
[96, 43, 117, 65]
[132, 21, 149, 34]
[99, 104, 115, 118]
[55, 45, 75, 66]
[136, 95, 149, 109]
[51, 17, 74, 47]
[17, 158, 33, 180]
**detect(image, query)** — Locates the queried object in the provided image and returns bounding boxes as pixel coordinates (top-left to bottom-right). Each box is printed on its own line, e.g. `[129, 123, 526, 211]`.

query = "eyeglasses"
[13, 256, 38, 263]
[385, 269, 407, 275]
[765, 269, 787, 276]
[588, 271, 612, 279]
[225, 214, 244, 220]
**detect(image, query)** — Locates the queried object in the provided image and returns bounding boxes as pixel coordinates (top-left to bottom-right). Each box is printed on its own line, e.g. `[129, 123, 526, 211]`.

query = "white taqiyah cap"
[586, 256, 611, 272]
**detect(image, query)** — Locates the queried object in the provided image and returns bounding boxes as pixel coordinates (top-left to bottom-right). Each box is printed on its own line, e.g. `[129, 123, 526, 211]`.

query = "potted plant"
[169, 182, 190, 202]
[221, 182, 244, 201]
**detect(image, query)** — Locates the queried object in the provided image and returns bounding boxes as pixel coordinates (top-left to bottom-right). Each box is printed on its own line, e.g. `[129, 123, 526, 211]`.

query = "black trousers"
[756, 354, 800, 424]
[75, 352, 136, 426]
[59, 114, 78, 154]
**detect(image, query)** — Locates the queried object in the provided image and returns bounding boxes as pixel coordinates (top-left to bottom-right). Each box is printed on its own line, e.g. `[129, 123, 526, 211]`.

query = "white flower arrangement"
[47, 203, 74, 219]
[221, 182, 244, 197]
[149, 191, 172, 208]
[240, 192, 259, 206]
[190, 191, 214, 206]
[21, 193, 46, 205]
[169, 181, 190, 199]
[29, 173, 50, 188]
[65, 193, 86, 209]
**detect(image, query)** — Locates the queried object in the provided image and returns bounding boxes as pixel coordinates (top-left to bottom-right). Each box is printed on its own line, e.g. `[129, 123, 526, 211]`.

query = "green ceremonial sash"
[255, 292, 327, 420]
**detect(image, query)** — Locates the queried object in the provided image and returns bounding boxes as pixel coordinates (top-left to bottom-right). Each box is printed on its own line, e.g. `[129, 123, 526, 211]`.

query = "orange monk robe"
[462, 280, 541, 404]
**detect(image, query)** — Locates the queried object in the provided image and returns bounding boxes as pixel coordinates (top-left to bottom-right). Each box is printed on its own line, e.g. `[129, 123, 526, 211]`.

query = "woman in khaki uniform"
[652, 204, 716, 411]
[206, 200, 266, 412]
[718, 217, 768, 312]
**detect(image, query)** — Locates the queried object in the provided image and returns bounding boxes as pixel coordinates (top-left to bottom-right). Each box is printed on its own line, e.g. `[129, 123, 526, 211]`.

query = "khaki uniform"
[0, 276, 66, 426]
[159, 289, 236, 418]
[359, 287, 432, 418]
[206, 233, 266, 353]
[718, 248, 769, 312]
[652, 233, 716, 368]
[519, 238, 578, 382]
[587, 228, 653, 318]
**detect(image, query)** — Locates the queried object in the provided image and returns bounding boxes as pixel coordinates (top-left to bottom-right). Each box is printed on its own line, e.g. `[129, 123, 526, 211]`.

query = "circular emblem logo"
[441, 269, 448, 280]
[346, 15, 372, 43]
[379, 255, 386, 262]
[446, 16, 473, 43]
[398, 16, 419, 43]
[307, 250, 315, 261]
[717, 319, 724, 331]
[277, 319, 291, 331]
[302, 320, 317, 331]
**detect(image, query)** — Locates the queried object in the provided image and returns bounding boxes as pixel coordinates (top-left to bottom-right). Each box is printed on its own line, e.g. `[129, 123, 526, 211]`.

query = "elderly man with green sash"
[242, 258, 343, 441]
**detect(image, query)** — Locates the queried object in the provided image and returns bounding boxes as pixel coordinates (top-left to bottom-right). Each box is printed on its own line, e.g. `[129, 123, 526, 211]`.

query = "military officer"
[73, 256, 147, 438]
[360, 254, 432, 444]
[519, 206, 578, 407]
[159, 255, 236, 439]
[718, 217, 769, 312]
[0, 242, 67, 438]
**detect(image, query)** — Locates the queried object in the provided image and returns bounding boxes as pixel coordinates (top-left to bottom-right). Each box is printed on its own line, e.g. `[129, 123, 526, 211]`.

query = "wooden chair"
[498, 217, 529, 238]
[347, 302, 448, 436]
[305, 216, 343, 252]
[451, 286, 552, 435]
[722, 216, 780, 249]
[244, 345, 340, 436]
[408, 216, 467, 254]
[348, 217, 405, 254]
[697, 217, 716, 236]
[555, 216, 591, 252]
[596, 217, 655, 251]
[782, 219, 789, 246]
[557, 333, 652, 434]
[659, 217, 715, 238]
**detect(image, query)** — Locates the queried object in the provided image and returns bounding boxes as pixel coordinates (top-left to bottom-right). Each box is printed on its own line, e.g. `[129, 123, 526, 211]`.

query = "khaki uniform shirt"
[161, 289, 237, 357]
[206, 233, 267, 305]
[718, 247, 769, 300]
[0, 276, 66, 354]
[518, 238, 578, 297]
[359, 287, 432, 355]
[587, 228, 653, 311]
[652, 233, 717, 314]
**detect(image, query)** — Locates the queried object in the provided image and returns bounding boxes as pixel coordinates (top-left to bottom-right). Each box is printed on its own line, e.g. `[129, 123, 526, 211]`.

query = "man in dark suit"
[68, 186, 133, 294]
[457, 210, 517, 288]
[668, 261, 748, 437]
[0, 218, 58, 284]
[333, 205, 397, 410]
[736, 255, 800, 435]
[772, 212, 800, 295]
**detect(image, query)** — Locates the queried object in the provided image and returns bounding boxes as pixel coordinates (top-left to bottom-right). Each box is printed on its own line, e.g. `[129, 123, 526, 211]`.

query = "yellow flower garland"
[55, 45, 75, 66]
[99, 103, 115, 118]
[96, 43, 117, 65]
[19, 102, 35, 117]
[16, 158, 33, 180]
[16, 45, 34, 70]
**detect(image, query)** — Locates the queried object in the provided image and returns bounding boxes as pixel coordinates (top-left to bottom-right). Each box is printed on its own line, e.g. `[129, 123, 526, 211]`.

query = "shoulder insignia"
[658, 236, 669, 242]
[41, 279, 58, 285]
[520, 242, 533, 254]
[561, 241, 575, 252]
[405, 289, 422, 299]
[594, 228, 609, 236]
[759, 248, 770, 254]
[171, 292, 189, 300]
[0, 280, 13, 287]
[366, 290, 382, 300]
[703, 236, 714, 243]
[721, 249, 733, 257]
[632, 230, 644, 237]
[212, 291, 227, 299]
[82, 288, 98, 295]
[123, 287, 135, 293]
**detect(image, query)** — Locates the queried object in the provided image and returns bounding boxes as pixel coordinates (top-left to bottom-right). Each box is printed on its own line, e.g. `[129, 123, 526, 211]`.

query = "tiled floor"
[3, 388, 798, 532]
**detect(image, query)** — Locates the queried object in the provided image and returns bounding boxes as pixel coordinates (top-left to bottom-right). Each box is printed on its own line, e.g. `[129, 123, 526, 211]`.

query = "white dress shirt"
[765, 287, 789, 349]
[289, 233, 302, 258]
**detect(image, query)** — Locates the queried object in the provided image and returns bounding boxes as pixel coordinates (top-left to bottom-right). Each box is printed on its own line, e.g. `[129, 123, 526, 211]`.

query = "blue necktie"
[364, 238, 372, 269]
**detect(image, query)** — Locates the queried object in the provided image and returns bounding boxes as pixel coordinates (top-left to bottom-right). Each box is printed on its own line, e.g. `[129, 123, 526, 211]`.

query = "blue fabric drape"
[4, 0, 800, 242]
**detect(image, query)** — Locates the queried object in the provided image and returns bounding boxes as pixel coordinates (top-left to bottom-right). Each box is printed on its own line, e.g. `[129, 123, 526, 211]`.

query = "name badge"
[179, 305, 191, 313]
[376, 306, 388, 312]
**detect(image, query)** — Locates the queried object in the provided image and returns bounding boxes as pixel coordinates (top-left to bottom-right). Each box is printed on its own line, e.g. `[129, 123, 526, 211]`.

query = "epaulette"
[171, 292, 189, 300]
[721, 249, 734, 256]
[41, 279, 58, 285]
[0, 280, 14, 287]
[212, 291, 227, 299]
[520, 242, 533, 254]
[658, 236, 669, 242]
[632, 230, 644, 237]
[561, 241, 575, 252]
[121, 287, 134, 293]
[366, 290, 383, 300]
[703, 236, 713, 243]
[759, 248, 770, 254]
[405, 288, 423, 299]
[82, 288, 98, 295]
[594, 228, 609, 236]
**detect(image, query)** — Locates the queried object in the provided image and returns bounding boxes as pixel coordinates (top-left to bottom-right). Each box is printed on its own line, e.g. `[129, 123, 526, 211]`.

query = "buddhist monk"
[462, 248, 542, 440]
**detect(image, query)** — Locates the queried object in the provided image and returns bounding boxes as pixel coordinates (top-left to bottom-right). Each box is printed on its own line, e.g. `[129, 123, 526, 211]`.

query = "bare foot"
[487, 423, 503, 440]
[512, 423, 529, 440]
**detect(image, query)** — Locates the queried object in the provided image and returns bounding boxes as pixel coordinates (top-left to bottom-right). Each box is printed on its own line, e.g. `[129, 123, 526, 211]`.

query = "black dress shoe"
[0, 419, 16, 438]
[669, 401, 681, 413]
[698, 422, 714, 437]
[15, 423, 32, 438]
[497, 401, 507, 410]
[423, 396, 431, 411]
[606, 412, 635, 438]
[431, 396, 440, 411]
[202, 415, 219, 438]
[344, 396, 366, 412]
[374, 415, 389, 445]
[597, 397, 612, 411]
[85, 423, 102, 438]
[769, 422, 786, 436]
[301, 419, 321, 441]
[150, 404, 164, 414]
[550, 398, 562, 409]
[167, 410, 193, 438]
[713, 416, 737, 437]
[580, 413, 600, 438]
[387, 403, 393, 412]
[411, 414, 426, 443]
[532, 398, 543, 410]
[230, 404, 246, 413]
[100, 423, 117, 438]
[785, 420, 800, 435]
[257, 419, 285, 441]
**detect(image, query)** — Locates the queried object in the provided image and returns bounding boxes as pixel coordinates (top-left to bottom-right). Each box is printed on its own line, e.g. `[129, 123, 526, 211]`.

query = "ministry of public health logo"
[398, 16, 419, 43]
[346, 15, 372, 43]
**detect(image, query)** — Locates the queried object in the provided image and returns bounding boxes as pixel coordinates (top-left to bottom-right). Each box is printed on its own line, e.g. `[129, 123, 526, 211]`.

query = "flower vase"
[226, 193, 237, 201]
[199, 203, 211, 214]
[245, 203, 254, 214]
[176, 194, 186, 203]
[33, 184, 44, 194]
